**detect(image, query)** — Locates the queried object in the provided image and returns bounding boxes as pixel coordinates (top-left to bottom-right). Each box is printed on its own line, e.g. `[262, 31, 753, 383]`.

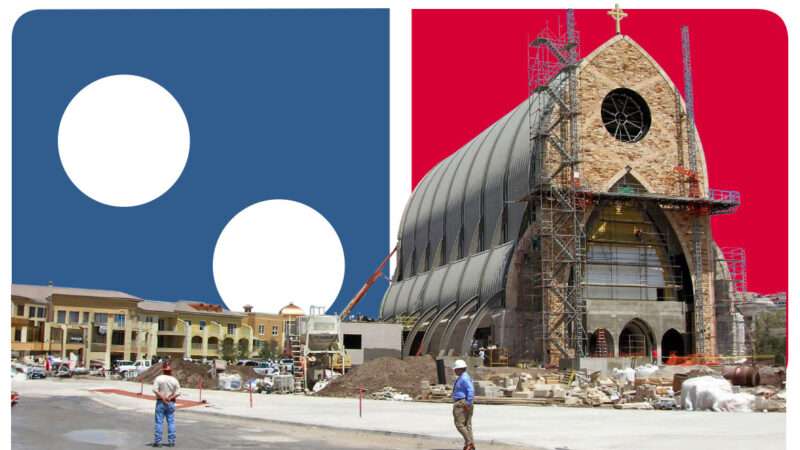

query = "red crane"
[339, 245, 397, 320]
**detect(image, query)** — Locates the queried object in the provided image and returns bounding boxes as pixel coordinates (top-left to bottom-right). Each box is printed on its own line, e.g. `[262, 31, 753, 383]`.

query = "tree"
[221, 339, 236, 362]
[257, 340, 280, 360]
[237, 340, 250, 360]
[752, 310, 786, 366]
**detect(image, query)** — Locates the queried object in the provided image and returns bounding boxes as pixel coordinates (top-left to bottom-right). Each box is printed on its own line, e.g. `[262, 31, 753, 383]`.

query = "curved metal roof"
[396, 78, 565, 283]
[380, 241, 514, 318]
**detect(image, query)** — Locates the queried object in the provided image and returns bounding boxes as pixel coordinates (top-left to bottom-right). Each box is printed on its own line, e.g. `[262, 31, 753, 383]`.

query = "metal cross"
[608, 4, 628, 35]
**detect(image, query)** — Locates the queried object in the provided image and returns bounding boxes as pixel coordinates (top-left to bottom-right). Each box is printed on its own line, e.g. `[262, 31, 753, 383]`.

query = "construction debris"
[368, 387, 412, 401]
[136, 359, 260, 390]
[316, 356, 436, 399]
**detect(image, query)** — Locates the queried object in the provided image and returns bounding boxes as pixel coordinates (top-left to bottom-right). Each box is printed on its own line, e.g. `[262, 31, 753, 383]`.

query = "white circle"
[58, 74, 190, 207]
[213, 200, 346, 315]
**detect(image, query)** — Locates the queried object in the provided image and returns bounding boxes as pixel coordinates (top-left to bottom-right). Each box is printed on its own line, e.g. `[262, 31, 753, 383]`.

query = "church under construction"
[380, 9, 747, 368]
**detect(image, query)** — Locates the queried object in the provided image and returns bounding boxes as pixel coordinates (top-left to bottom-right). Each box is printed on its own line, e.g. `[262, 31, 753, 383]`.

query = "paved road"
[11, 395, 524, 450]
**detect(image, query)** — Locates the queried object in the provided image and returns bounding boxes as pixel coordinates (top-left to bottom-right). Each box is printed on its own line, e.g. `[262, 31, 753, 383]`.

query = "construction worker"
[152, 362, 181, 447]
[452, 359, 475, 450]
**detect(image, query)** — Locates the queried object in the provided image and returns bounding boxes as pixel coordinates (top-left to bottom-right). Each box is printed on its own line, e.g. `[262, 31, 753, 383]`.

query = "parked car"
[27, 367, 46, 379]
[253, 361, 277, 376]
[279, 358, 294, 373]
[53, 363, 73, 378]
[116, 360, 152, 378]
[113, 360, 133, 374]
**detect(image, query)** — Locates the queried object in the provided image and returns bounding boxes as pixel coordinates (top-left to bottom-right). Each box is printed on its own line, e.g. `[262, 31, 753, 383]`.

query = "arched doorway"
[207, 337, 219, 352]
[661, 328, 685, 362]
[619, 319, 654, 357]
[589, 328, 614, 357]
[191, 336, 203, 355]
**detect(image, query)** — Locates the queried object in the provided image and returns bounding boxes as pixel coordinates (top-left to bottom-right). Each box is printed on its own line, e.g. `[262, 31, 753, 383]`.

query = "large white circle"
[58, 74, 190, 207]
[213, 200, 346, 315]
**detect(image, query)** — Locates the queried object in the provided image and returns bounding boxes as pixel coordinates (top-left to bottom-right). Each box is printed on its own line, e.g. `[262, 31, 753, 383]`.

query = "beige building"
[243, 304, 287, 357]
[11, 283, 294, 368]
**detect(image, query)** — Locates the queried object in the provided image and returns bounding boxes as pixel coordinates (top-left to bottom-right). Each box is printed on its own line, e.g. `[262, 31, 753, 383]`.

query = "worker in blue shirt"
[452, 359, 475, 450]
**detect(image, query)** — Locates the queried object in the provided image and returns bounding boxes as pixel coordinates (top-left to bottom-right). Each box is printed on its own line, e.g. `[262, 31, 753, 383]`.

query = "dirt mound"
[136, 359, 260, 389]
[317, 356, 437, 399]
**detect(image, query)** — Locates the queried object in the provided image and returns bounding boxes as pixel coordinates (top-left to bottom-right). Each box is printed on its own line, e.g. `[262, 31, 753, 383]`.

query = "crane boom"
[339, 245, 397, 320]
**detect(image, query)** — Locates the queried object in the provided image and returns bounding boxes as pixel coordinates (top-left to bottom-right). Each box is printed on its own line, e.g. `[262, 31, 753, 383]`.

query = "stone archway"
[661, 328, 685, 362]
[619, 319, 655, 357]
[589, 328, 614, 357]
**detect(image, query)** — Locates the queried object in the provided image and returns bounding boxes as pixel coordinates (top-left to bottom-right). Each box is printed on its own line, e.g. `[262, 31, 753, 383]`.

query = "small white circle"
[58, 74, 190, 207]
[213, 199, 346, 315]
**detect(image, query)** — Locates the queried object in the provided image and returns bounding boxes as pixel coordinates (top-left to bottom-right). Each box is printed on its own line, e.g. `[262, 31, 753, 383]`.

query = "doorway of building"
[661, 328, 685, 362]
[619, 319, 653, 357]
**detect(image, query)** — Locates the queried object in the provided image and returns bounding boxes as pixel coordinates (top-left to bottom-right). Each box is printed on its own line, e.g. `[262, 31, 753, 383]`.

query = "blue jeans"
[154, 400, 176, 444]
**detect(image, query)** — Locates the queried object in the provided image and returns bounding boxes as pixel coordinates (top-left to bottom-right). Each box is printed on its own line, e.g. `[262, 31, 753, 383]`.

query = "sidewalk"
[13, 377, 786, 450]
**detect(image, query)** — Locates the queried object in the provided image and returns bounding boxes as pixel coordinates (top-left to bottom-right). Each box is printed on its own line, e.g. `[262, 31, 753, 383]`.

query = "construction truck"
[290, 311, 352, 391]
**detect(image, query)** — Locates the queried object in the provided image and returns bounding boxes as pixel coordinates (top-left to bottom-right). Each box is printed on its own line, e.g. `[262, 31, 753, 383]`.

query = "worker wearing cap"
[452, 359, 475, 450]
[152, 362, 181, 447]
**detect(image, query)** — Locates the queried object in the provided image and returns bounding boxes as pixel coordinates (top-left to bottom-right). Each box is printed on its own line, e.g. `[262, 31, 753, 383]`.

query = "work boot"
[151, 443, 162, 448]
[165, 443, 175, 448]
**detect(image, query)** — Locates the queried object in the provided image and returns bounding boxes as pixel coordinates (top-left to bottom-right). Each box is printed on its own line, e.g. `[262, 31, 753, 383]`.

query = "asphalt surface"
[11, 395, 526, 450]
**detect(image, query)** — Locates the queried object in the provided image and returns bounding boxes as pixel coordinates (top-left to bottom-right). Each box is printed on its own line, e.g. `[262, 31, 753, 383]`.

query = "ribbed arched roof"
[381, 74, 566, 318]
[396, 77, 564, 283]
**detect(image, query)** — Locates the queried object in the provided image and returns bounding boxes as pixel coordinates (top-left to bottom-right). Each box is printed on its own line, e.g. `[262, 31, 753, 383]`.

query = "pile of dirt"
[136, 360, 261, 389]
[317, 356, 437, 399]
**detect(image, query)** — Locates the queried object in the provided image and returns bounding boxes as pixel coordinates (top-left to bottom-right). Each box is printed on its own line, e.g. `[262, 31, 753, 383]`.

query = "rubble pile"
[450, 363, 785, 413]
[367, 386, 413, 401]
[137, 360, 260, 390]
[316, 356, 437, 398]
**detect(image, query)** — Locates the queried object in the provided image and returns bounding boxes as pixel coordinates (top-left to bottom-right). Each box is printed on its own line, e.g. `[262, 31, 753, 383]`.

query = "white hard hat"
[453, 359, 468, 370]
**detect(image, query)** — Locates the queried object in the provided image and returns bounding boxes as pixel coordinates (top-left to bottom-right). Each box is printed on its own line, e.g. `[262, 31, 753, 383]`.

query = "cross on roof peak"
[608, 4, 628, 35]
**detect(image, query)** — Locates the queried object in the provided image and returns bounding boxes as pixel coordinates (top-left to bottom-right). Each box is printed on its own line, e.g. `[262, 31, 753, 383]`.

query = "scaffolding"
[717, 247, 748, 356]
[529, 9, 586, 367]
[680, 26, 709, 355]
[584, 204, 685, 303]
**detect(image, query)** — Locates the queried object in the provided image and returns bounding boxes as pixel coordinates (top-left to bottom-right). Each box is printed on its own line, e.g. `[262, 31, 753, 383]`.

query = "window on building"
[272, 325, 279, 337]
[343, 334, 362, 350]
[601, 88, 652, 143]
[82, 311, 90, 323]
[585, 200, 678, 302]
[115, 314, 125, 327]
[199, 320, 206, 331]
[69, 311, 80, 323]
[95, 313, 108, 324]
[111, 330, 125, 345]
[14, 328, 22, 342]
[227, 324, 236, 335]
[28, 306, 36, 318]
[158, 318, 166, 331]
[56, 310, 66, 324]
[258, 324, 265, 335]
[38, 307, 46, 318]
[16, 304, 24, 317]
[144, 316, 153, 323]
